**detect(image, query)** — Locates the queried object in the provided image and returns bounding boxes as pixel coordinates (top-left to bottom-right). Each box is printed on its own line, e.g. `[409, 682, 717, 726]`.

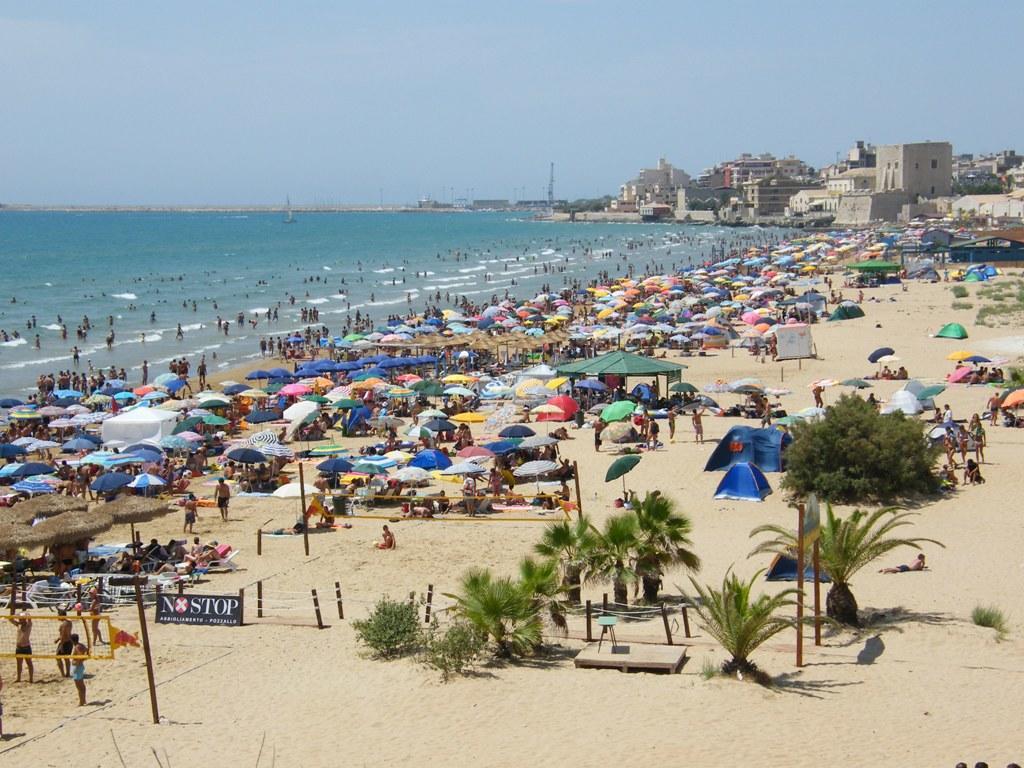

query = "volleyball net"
[0, 614, 138, 660]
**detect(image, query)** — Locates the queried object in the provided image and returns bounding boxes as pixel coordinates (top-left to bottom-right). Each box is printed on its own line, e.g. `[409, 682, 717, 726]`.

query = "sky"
[1, 1, 1022, 205]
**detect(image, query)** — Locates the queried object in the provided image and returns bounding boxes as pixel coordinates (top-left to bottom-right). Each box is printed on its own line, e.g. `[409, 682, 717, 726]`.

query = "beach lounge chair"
[204, 547, 240, 572]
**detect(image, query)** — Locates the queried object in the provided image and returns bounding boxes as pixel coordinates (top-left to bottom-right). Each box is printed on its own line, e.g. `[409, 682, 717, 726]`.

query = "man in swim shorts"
[879, 553, 926, 574]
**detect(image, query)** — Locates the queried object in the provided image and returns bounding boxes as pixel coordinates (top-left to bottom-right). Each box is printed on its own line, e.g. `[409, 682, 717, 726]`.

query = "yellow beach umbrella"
[442, 374, 477, 384]
[546, 376, 569, 390]
[451, 412, 485, 423]
[946, 350, 974, 361]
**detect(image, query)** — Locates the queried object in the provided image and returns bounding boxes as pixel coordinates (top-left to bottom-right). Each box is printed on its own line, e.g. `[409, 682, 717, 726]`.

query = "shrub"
[951, 301, 973, 310]
[781, 395, 941, 503]
[699, 657, 719, 680]
[447, 568, 543, 658]
[352, 597, 423, 658]
[422, 620, 487, 680]
[972, 604, 1008, 641]
[950, 285, 969, 298]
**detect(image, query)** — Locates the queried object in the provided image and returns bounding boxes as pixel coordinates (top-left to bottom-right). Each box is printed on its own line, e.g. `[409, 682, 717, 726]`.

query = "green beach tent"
[935, 322, 968, 340]
[828, 303, 866, 322]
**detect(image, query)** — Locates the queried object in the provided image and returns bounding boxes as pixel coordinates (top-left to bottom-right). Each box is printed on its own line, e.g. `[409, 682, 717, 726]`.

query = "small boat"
[283, 196, 296, 224]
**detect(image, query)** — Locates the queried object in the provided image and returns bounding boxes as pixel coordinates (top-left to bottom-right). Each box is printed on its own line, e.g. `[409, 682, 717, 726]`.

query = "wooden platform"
[574, 642, 687, 674]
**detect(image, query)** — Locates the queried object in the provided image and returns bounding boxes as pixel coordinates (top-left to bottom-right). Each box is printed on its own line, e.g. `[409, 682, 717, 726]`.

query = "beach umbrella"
[422, 418, 457, 433]
[223, 384, 250, 396]
[279, 383, 312, 397]
[917, 384, 947, 400]
[202, 415, 231, 426]
[499, 424, 536, 438]
[602, 422, 636, 444]
[369, 416, 406, 430]
[90, 472, 133, 493]
[574, 379, 608, 392]
[12, 479, 56, 495]
[518, 435, 559, 450]
[443, 386, 476, 397]
[1000, 390, 1024, 409]
[317, 457, 355, 474]
[29, 510, 115, 548]
[307, 445, 348, 456]
[409, 449, 452, 470]
[483, 440, 521, 455]
[127, 473, 167, 489]
[963, 355, 991, 364]
[669, 382, 698, 394]
[946, 350, 974, 362]
[8, 462, 56, 478]
[450, 412, 485, 423]
[331, 399, 362, 410]
[393, 466, 431, 483]
[841, 378, 872, 389]
[103, 496, 175, 525]
[411, 381, 445, 396]
[159, 435, 191, 452]
[38, 405, 68, 417]
[457, 445, 495, 460]
[0, 398, 25, 408]
[530, 404, 565, 417]
[246, 410, 282, 424]
[513, 459, 559, 493]
[225, 447, 268, 464]
[0, 444, 28, 459]
[600, 401, 636, 423]
[867, 347, 895, 363]
[272, 482, 318, 499]
[351, 462, 389, 476]
[172, 417, 203, 434]
[441, 462, 488, 476]
[605, 454, 641, 494]
[12, 494, 87, 520]
[125, 446, 164, 464]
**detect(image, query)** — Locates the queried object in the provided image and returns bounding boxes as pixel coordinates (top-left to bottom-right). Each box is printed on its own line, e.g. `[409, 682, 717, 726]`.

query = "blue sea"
[0, 211, 789, 394]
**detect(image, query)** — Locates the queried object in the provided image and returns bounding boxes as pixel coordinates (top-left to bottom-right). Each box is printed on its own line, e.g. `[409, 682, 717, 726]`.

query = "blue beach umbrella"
[408, 449, 452, 470]
[225, 447, 268, 464]
[128, 473, 167, 489]
[317, 457, 355, 474]
[61, 437, 97, 452]
[8, 462, 57, 478]
[499, 425, 536, 438]
[246, 410, 282, 424]
[0, 398, 24, 408]
[12, 479, 56, 495]
[245, 370, 272, 381]
[0, 444, 28, 459]
[90, 472, 133, 492]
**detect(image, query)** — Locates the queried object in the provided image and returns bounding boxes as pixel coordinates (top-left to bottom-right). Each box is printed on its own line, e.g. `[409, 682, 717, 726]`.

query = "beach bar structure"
[556, 350, 685, 390]
[949, 230, 1024, 263]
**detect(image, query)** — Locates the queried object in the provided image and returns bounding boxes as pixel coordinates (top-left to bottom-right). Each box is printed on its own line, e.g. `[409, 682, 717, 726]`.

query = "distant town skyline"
[1, 1, 1022, 205]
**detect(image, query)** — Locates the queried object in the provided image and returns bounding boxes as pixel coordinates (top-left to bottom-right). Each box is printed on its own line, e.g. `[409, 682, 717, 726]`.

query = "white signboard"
[774, 324, 815, 361]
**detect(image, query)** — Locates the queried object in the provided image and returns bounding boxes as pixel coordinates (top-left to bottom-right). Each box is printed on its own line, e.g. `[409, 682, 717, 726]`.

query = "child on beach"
[70, 634, 87, 706]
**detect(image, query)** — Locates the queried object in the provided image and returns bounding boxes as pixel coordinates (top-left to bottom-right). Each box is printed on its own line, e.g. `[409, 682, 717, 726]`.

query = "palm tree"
[686, 570, 798, 679]
[586, 512, 641, 605]
[750, 505, 943, 626]
[446, 568, 542, 658]
[517, 556, 568, 636]
[533, 516, 596, 603]
[634, 493, 701, 603]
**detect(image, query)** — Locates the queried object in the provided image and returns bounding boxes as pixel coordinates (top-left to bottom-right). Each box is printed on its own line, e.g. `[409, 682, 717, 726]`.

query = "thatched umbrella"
[102, 497, 177, 543]
[0, 521, 51, 553]
[30, 510, 114, 548]
[14, 494, 88, 520]
[0, 508, 38, 526]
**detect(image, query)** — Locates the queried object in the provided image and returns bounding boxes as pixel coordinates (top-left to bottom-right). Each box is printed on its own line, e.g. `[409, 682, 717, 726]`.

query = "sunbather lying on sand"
[879, 553, 926, 574]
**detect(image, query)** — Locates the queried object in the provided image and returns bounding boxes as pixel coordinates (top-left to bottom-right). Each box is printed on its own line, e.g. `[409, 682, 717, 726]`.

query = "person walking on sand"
[183, 493, 198, 533]
[88, 588, 104, 646]
[692, 408, 705, 444]
[667, 406, 677, 443]
[215, 477, 230, 521]
[70, 634, 87, 706]
[9, 612, 33, 682]
[812, 385, 824, 409]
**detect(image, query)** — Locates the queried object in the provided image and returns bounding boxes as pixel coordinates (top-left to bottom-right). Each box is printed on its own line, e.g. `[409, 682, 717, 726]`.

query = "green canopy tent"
[557, 350, 686, 396]
[847, 259, 901, 274]
[935, 322, 968, 340]
[828, 303, 866, 321]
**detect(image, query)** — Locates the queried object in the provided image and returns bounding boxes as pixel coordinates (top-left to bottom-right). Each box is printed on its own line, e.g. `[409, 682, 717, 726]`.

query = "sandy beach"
[3, 277, 1023, 768]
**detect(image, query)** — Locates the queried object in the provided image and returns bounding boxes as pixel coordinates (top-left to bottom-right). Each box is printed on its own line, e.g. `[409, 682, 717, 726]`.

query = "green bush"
[781, 395, 941, 503]
[972, 604, 1008, 641]
[950, 285, 968, 298]
[422, 620, 486, 680]
[352, 597, 423, 658]
[951, 301, 973, 310]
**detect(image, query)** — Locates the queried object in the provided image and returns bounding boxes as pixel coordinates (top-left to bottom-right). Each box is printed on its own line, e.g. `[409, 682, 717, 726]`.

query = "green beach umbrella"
[600, 401, 637, 423]
[331, 399, 361, 409]
[352, 462, 388, 475]
[199, 398, 231, 409]
[201, 415, 230, 426]
[841, 378, 872, 389]
[265, 381, 286, 394]
[343, 333, 365, 342]
[302, 395, 331, 404]
[669, 382, 698, 394]
[917, 384, 946, 400]
[605, 454, 641, 495]
[308, 444, 348, 456]
[411, 380, 445, 396]
[172, 416, 203, 434]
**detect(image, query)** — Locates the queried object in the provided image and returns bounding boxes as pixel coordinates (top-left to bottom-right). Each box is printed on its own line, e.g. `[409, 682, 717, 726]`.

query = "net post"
[299, 463, 310, 557]
[681, 604, 691, 638]
[238, 588, 245, 626]
[311, 588, 324, 629]
[257, 528, 262, 557]
[132, 576, 160, 724]
[257, 580, 264, 618]
[585, 600, 593, 642]
[424, 584, 434, 625]
[335, 581, 344, 620]
[572, 461, 583, 518]
[660, 603, 673, 645]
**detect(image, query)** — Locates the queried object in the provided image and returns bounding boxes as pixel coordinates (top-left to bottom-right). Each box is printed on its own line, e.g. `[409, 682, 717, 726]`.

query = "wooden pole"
[813, 539, 822, 646]
[602, 592, 608, 612]
[796, 503, 806, 668]
[571, 460, 584, 518]
[257, 528, 262, 557]
[10, 569, 16, 613]
[335, 581, 344, 620]
[299, 464, 310, 557]
[660, 603, 673, 646]
[238, 588, 245, 626]
[423, 584, 434, 625]
[680, 605, 691, 638]
[257, 580, 263, 618]
[311, 588, 324, 630]
[132, 577, 160, 724]
[585, 600, 593, 642]
[177, 580, 184, 596]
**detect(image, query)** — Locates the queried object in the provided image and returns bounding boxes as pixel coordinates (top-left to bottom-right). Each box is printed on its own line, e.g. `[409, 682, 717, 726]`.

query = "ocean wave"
[323, 266, 332, 271]
[248, 308, 270, 314]
[1, 353, 69, 370]
[373, 267, 395, 274]
[43, 323, 63, 331]
[1, 338, 27, 347]
[306, 298, 329, 304]
[459, 265, 486, 273]
[111, 292, 138, 300]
